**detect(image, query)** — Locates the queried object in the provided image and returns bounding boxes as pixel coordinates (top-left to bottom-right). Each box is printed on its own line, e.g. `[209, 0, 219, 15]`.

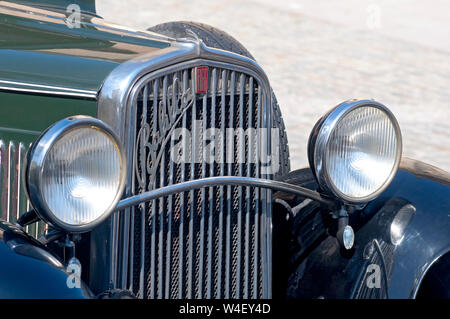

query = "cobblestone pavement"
[98, 0, 450, 172]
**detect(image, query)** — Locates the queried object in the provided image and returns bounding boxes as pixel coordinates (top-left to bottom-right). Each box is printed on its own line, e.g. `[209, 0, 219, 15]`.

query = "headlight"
[308, 100, 402, 204]
[25, 116, 126, 233]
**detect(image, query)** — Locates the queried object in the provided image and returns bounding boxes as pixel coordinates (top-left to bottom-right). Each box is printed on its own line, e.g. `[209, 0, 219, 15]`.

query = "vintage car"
[0, 0, 449, 299]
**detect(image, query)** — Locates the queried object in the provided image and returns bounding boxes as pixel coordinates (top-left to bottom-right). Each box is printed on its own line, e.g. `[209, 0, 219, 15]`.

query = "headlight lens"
[326, 106, 399, 198]
[309, 100, 402, 203]
[25, 116, 126, 232]
[42, 127, 121, 225]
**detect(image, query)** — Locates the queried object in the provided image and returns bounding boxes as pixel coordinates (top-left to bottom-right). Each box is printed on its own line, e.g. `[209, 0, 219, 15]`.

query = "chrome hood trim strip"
[0, 79, 97, 99]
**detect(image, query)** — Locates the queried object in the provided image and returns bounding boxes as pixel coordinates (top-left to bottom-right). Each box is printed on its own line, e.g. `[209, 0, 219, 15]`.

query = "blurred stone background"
[98, 0, 450, 172]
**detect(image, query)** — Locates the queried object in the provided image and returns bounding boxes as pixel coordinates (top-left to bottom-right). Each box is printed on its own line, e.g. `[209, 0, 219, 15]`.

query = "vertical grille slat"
[165, 75, 177, 298]
[187, 75, 196, 298]
[158, 125, 165, 299]
[254, 87, 261, 298]
[225, 70, 235, 298]
[139, 83, 149, 298]
[149, 79, 159, 299]
[119, 62, 272, 299]
[217, 69, 227, 298]
[10, 142, 20, 223]
[244, 76, 253, 298]
[236, 73, 245, 298]
[158, 76, 170, 299]
[207, 67, 218, 299]
[0, 140, 41, 237]
[128, 184, 135, 291]
[198, 92, 207, 298]
[0, 141, 9, 221]
[178, 69, 189, 298]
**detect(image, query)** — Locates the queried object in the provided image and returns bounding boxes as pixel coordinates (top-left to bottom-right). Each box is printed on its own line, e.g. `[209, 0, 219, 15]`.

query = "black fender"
[382, 159, 450, 298]
[283, 158, 450, 299]
[0, 221, 93, 298]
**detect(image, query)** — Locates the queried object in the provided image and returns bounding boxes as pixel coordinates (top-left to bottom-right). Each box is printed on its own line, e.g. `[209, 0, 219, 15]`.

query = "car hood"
[0, 1, 172, 94]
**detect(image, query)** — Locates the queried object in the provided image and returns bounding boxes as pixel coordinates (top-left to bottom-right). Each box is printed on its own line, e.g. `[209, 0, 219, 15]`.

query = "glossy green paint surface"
[0, 49, 117, 93]
[13, 0, 97, 14]
[0, 91, 97, 137]
[0, 1, 170, 92]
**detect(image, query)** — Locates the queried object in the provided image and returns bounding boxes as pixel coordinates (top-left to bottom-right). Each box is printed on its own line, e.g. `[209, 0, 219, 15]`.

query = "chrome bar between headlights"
[115, 176, 336, 212]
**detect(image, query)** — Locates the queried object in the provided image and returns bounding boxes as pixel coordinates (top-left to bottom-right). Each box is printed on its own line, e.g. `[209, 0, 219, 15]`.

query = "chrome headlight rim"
[312, 99, 402, 204]
[25, 116, 126, 233]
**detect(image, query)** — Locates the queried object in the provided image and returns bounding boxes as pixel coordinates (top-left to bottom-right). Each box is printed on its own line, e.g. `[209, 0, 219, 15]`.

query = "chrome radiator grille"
[0, 140, 46, 237]
[0, 141, 27, 225]
[114, 61, 273, 299]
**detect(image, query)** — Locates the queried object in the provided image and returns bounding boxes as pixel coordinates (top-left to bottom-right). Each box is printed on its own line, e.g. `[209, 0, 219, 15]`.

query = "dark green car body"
[0, 0, 170, 226]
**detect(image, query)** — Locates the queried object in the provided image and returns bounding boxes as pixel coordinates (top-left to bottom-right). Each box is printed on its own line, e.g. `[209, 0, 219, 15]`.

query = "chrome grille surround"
[96, 40, 274, 298]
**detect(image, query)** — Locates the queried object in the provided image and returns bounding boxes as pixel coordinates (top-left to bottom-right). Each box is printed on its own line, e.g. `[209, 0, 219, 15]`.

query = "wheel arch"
[414, 249, 450, 298]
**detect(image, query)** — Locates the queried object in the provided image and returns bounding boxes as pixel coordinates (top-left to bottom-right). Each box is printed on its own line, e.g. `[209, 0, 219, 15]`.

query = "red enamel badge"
[195, 66, 209, 94]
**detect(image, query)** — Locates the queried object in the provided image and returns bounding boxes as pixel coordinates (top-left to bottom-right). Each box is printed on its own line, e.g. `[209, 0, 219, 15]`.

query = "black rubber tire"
[148, 21, 290, 178]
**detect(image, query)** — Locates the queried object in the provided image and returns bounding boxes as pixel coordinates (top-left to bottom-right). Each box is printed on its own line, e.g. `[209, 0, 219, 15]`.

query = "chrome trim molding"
[25, 116, 127, 233]
[0, 80, 98, 99]
[0, 127, 41, 136]
[98, 40, 272, 141]
[115, 176, 336, 211]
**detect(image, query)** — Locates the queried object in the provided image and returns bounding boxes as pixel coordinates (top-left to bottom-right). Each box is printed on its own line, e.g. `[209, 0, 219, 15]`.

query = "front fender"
[0, 221, 93, 298]
[379, 159, 450, 298]
[285, 158, 450, 299]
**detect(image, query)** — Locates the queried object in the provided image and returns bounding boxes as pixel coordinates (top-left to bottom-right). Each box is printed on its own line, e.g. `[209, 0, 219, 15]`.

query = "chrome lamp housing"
[308, 99, 402, 204]
[24, 116, 126, 233]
